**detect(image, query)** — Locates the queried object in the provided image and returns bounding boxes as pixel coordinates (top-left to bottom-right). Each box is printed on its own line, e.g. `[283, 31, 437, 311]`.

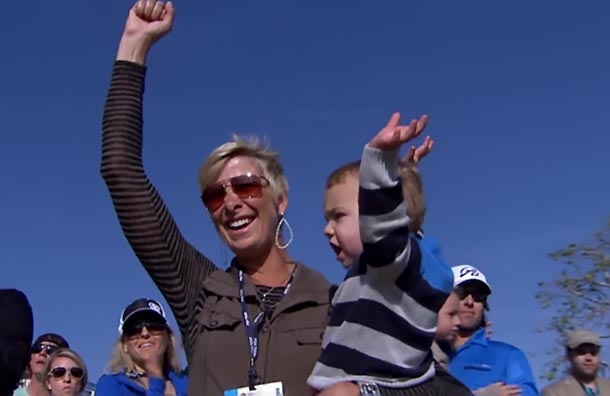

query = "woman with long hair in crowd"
[96, 299, 187, 396]
[41, 349, 87, 396]
[101, 1, 332, 395]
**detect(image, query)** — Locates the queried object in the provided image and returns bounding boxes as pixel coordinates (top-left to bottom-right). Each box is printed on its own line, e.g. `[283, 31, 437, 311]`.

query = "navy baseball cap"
[118, 298, 167, 334]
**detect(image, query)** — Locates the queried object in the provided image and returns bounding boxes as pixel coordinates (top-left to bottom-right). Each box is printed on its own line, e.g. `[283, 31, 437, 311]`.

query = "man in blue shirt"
[448, 265, 539, 396]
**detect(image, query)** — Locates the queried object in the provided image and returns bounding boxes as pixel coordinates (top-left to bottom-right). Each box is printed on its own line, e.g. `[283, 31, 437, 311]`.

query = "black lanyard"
[238, 269, 295, 390]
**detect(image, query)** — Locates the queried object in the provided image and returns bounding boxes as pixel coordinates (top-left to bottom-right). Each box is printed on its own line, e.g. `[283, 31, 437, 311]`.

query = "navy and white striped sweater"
[308, 145, 454, 389]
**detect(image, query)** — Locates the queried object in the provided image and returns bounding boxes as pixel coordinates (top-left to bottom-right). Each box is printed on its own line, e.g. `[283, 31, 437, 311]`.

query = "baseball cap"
[118, 298, 167, 334]
[566, 329, 601, 349]
[452, 264, 492, 295]
[33, 333, 69, 349]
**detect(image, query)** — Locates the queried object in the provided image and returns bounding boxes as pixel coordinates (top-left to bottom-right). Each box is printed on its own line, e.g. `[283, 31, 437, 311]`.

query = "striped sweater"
[307, 145, 454, 389]
[101, 61, 217, 359]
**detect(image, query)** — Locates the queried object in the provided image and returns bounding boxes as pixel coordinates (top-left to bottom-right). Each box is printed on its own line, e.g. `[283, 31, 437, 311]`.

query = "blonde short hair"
[42, 348, 88, 393]
[325, 160, 426, 231]
[198, 135, 289, 203]
[106, 331, 181, 375]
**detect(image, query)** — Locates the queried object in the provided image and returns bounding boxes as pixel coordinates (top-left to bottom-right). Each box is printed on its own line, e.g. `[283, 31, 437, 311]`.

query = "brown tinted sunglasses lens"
[202, 175, 266, 211]
[201, 185, 225, 211]
[232, 175, 265, 197]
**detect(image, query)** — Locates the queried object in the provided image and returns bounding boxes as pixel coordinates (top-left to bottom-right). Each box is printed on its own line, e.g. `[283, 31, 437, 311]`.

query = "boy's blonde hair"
[325, 160, 426, 232]
[42, 348, 88, 392]
[326, 160, 360, 189]
[198, 135, 289, 204]
[106, 331, 181, 375]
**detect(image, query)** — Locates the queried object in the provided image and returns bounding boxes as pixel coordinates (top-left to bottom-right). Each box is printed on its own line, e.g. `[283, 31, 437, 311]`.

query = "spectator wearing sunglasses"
[101, 2, 331, 396]
[14, 334, 70, 396]
[0, 289, 33, 396]
[42, 349, 87, 396]
[448, 265, 538, 396]
[542, 329, 610, 396]
[95, 299, 187, 396]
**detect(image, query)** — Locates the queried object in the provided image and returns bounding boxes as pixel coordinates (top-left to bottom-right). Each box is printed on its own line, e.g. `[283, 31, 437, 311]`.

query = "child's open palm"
[368, 112, 428, 152]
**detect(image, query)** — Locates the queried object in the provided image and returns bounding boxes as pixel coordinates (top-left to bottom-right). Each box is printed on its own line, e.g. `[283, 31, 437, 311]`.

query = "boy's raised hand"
[368, 112, 427, 152]
[406, 135, 434, 165]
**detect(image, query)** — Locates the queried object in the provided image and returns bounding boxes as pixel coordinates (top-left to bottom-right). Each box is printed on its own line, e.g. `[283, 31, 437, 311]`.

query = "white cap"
[452, 264, 492, 294]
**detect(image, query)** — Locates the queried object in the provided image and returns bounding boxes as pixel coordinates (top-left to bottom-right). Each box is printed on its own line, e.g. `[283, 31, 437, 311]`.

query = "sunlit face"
[436, 292, 461, 342]
[457, 281, 488, 331]
[207, 156, 287, 260]
[122, 314, 170, 368]
[569, 343, 601, 378]
[46, 357, 82, 396]
[30, 341, 59, 376]
[323, 175, 362, 268]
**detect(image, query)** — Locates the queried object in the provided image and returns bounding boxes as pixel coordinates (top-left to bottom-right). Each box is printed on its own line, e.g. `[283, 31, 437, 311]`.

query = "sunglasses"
[456, 286, 488, 303]
[574, 345, 601, 356]
[123, 321, 167, 338]
[201, 173, 270, 212]
[49, 367, 84, 380]
[32, 343, 58, 355]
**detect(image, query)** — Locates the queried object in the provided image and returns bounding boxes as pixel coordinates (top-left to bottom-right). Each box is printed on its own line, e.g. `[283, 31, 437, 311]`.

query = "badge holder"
[224, 381, 284, 396]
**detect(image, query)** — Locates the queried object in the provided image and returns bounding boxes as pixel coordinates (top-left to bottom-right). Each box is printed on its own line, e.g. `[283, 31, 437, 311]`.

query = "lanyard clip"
[248, 366, 258, 391]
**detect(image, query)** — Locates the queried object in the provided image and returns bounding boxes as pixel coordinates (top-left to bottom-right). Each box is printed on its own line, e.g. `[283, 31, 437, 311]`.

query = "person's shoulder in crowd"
[453, 329, 534, 379]
[431, 342, 450, 369]
[96, 372, 188, 395]
[541, 375, 610, 396]
[600, 377, 610, 388]
[540, 375, 578, 396]
[11, 387, 28, 396]
[416, 232, 454, 294]
[469, 331, 533, 367]
[292, 262, 332, 289]
[485, 337, 527, 354]
[96, 373, 128, 392]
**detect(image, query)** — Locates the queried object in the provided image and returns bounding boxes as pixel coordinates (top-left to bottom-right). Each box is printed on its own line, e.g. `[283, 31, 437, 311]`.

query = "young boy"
[323, 131, 433, 270]
[432, 290, 461, 369]
[308, 113, 466, 395]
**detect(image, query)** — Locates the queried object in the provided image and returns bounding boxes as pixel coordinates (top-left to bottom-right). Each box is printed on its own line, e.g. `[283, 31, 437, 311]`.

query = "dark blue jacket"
[96, 372, 188, 396]
[449, 328, 538, 396]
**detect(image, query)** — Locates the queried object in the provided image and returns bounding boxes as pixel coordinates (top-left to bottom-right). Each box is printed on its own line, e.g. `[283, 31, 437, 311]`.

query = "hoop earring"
[275, 215, 294, 249]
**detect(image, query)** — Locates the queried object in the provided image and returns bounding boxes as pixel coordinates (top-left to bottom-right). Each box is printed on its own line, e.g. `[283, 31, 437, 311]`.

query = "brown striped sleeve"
[100, 60, 216, 359]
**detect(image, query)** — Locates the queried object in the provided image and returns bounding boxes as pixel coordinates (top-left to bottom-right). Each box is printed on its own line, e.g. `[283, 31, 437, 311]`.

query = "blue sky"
[1, 0, 609, 387]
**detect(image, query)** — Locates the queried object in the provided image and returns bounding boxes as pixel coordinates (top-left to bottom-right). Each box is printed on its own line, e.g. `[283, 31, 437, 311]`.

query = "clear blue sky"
[1, 0, 609, 387]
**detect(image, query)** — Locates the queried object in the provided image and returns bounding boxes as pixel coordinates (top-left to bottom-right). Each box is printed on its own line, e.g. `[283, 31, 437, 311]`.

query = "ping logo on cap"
[459, 266, 480, 278]
[148, 301, 163, 315]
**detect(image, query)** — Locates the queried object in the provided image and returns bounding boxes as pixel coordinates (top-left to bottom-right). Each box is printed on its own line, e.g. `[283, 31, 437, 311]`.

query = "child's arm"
[358, 112, 426, 276]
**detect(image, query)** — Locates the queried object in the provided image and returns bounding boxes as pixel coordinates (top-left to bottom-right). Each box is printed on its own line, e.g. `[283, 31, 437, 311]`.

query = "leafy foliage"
[536, 217, 610, 380]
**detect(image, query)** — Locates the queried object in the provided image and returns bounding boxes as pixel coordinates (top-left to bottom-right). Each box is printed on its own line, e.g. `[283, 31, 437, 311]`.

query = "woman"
[42, 349, 87, 396]
[14, 334, 70, 396]
[96, 299, 187, 396]
[101, 2, 331, 396]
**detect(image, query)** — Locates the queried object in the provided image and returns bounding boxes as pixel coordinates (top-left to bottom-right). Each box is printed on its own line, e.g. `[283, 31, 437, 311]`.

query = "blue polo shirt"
[449, 328, 539, 396]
